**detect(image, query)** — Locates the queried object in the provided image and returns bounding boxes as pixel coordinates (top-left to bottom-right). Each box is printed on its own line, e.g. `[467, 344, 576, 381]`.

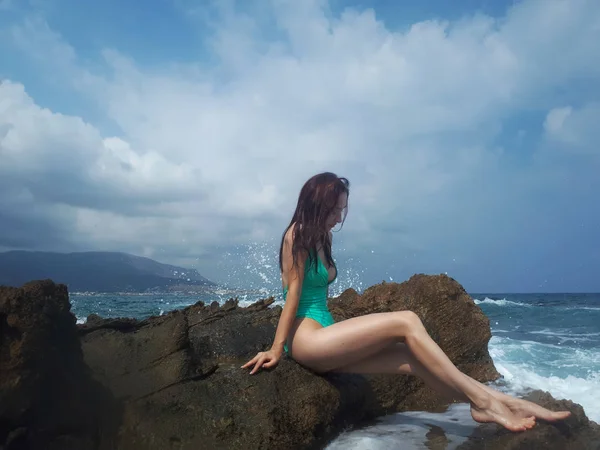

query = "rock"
[3, 275, 598, 450]
[0, 280, 118, 450]
[457, 390, 600, 450]
[77, 273, 501, 449]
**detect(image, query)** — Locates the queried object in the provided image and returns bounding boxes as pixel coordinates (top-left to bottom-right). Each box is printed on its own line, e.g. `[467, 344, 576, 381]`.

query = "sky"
[0, 0, 599, 293]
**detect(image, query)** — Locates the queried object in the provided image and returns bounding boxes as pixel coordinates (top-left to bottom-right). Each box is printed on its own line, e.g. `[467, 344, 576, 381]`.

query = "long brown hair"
[279, 172, 350, 272]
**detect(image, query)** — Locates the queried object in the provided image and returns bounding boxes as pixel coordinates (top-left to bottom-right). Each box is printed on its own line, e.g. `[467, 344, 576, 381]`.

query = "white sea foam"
[529, 328, 600, 337]
[528, 328, 600, 344]
[494, 363, 600, 422]
[489, 335, 600, 423]
[326, 403, 476, 450]
[474, 297, 600, 312]
[473, 297, 531, 307]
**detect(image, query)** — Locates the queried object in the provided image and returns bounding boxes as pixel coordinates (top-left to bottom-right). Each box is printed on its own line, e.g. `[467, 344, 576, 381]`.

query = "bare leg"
[333, 342, 470, 400]
[332, 342, 569, 422]
[290, 312, 535, 431]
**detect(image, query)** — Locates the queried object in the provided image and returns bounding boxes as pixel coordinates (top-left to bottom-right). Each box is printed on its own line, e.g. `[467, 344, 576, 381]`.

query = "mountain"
[0, 251, 215, 293]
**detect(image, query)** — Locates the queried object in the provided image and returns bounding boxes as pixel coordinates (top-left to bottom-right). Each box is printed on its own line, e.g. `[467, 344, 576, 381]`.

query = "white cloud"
[544, 104, 600, 154]
[2, 0, 600, 289]
[0, 80, 209, 256]
[0, 80, 197, 200]
[544, 107, 573, 135]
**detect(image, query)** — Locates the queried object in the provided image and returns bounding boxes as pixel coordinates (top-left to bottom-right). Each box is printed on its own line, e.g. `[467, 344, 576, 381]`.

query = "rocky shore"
[1, 275, 599, 449]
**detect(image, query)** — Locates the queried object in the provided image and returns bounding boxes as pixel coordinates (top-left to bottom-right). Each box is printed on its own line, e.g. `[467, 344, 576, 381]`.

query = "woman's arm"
[242, 225, 305, 373]
[270, 229, 305, 354]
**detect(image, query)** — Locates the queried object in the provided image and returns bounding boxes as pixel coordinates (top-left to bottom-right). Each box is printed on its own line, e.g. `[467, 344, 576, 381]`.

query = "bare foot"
[504, 397, 571, 422]
[471, 396, 536, 432]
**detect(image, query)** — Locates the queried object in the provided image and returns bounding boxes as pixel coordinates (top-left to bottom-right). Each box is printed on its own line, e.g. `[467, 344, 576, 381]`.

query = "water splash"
[214, 240, 367, 301]
[215, 239, 282, 300]
[330, 253, 366, 297]
[71, 239, 369, 323]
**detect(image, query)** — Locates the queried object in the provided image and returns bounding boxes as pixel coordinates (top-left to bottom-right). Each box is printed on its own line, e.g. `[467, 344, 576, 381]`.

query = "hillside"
[0, 251, 215, 293]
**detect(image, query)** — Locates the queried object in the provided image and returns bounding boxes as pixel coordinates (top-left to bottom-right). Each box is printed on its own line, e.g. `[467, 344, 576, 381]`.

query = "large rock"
[2, 275, 598, 450]
[0, 280, 118, 450]
[76, 274, 500, 449]
[79, 298, 368, 450]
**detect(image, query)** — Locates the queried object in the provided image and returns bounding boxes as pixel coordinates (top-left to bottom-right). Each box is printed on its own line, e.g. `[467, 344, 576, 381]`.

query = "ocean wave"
[474, 297, 600, 312]
[527, 328, 600, 344]
[493, 362, 600, 423]
[529, 328, 600, 337]
[473, 297, 531, 307]
[489, 335, 600, 422]
[490, 335, 600, 364]
[327, 403, 476, 450]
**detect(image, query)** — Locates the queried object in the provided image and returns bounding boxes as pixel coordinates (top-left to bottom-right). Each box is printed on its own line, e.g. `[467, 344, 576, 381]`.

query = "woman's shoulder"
[283, 223, 310, 257]
[284, 222, 298, 243]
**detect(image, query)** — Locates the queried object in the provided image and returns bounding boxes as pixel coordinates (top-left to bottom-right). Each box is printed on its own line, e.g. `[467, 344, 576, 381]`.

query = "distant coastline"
[0, 250, 215, 293]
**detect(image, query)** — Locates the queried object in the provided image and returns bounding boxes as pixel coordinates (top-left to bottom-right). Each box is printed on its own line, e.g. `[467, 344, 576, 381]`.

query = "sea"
[70, 284, 599, 449]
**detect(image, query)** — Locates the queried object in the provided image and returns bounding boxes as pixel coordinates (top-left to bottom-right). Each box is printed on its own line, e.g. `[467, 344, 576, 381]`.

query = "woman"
[242, 172, 570, 432]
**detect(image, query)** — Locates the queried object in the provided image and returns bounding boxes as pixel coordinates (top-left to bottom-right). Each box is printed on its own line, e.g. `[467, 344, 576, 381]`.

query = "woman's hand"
[241, 348, 283, 374]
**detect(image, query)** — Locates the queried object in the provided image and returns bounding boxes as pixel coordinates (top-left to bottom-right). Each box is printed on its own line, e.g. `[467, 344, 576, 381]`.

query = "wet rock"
[0, 280, 118, 450]
[78, 274, 501, 449]
[3, 275, 596, 450]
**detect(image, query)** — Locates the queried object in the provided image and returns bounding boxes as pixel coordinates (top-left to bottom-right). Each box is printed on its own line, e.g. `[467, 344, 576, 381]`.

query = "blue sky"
[1, 0, 599, 293]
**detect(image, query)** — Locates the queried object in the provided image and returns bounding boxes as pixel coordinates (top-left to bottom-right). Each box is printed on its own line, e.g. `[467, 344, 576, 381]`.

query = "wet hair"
[279, 172, 350, 273]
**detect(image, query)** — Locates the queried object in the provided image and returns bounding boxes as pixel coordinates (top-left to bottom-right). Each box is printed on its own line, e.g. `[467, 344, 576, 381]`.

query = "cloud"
[544, 104, 600, 155]
[1, 0, 599, 291]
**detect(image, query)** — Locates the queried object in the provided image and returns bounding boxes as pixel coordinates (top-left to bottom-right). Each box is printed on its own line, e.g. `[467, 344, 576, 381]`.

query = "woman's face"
[326, 192, 348, 230]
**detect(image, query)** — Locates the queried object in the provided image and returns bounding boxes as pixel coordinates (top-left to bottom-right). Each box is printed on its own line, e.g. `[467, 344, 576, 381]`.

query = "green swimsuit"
[283, 253, 337, 354]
